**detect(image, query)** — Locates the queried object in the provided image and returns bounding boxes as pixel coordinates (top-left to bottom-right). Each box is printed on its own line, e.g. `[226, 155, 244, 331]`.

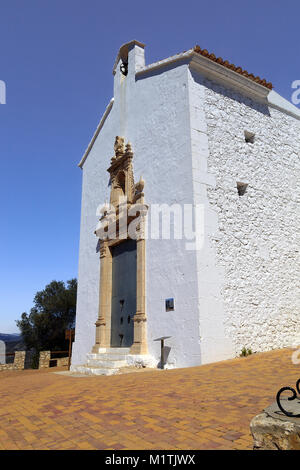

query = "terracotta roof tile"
[194, 45, 273, 90]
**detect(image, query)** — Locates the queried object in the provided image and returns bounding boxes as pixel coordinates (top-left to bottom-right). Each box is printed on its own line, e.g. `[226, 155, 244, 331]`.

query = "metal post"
[66, 329, 75, 371]
[68, 335, 72, 371]
[154, 336, 171, 370]
[161, 339, 164, 370]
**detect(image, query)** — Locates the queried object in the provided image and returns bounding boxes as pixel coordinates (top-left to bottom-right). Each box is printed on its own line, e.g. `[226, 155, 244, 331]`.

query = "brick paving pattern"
[0, 348, 298, 450]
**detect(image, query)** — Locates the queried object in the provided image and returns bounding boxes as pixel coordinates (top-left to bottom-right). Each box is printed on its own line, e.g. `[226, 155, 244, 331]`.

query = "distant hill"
[0, 333, 22, 343]
[0, 333, 25, 355]
[0, 333, 29, 365]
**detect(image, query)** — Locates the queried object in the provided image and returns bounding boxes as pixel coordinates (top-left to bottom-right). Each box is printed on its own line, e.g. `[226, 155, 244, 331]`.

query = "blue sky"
[0, 0, 299, 333]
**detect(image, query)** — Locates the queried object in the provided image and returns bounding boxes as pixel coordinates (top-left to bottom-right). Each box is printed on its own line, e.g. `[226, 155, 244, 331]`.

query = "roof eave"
[78, 98, 114, 169]
[135, 50, 270, 102]
[189, 51, 271, 102]
[135, 50, 194, 78]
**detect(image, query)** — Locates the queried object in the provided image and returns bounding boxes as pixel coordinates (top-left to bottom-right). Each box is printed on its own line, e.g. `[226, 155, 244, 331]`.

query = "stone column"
[39, 351, 50, 369]
[93, 242, 112, 351]
[130, 220, 147, 355]
[13, 351, 26, 370]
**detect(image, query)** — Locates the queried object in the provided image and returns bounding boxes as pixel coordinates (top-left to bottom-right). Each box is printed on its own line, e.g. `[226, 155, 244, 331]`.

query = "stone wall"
[39, 352, 69, 368]
[0, 351, 68, 371]
[188, 69, 235, 364]
[56, 357, 69, 367]
[38, 351, 51, 369]
[251, 412, 300, 450]
[201, 76, 300, 355]
[0, 351, 26, 371]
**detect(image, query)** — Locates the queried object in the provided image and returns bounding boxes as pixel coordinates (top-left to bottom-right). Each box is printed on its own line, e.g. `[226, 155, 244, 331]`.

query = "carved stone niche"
[109, 136, 135, 208]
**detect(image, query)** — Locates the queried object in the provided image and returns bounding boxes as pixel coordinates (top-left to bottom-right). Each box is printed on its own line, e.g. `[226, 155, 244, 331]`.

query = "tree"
[16, 279, 77, 354]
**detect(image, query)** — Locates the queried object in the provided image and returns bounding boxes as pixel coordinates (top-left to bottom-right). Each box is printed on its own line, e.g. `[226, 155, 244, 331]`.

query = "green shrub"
[240, 347, 252, 357]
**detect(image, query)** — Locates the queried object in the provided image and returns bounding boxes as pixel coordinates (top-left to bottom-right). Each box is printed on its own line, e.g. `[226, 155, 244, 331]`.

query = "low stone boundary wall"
[0, 351, 26, 371]
[39, 351, 69, 369]
[0, 351, 68, 371]
[56, 357, 69, 367]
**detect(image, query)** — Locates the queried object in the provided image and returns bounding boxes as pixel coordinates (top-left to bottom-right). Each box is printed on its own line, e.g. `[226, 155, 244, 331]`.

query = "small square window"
[237, 182, 248, 196]
[165, 298, 175, 312]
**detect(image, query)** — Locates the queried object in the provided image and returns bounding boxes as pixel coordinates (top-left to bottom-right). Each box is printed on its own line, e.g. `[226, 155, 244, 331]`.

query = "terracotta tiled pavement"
[0, 348, 299, 450]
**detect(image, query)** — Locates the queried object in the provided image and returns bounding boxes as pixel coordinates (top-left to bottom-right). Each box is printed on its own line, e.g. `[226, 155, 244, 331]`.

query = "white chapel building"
[71, 40, 300, 374]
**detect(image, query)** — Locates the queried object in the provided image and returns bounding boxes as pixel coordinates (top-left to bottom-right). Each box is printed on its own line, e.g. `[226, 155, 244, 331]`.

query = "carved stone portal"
[92, 137, 148, 355]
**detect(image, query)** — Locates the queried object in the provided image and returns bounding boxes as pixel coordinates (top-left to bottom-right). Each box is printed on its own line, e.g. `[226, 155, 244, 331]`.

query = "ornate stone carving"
[109, 137, 136, 207]
[99, 242, 107, 259]
[114, 136, 125, 158]
[134, 176, 145, 204]
[93, 137, 148, 355]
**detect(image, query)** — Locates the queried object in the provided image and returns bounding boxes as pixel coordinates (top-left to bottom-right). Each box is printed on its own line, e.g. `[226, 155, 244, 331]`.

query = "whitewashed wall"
[188, 69, 235, 364]
[73, 42, 300, 369]
[72, 45, 202, 368]
[191, 72, 300, 356]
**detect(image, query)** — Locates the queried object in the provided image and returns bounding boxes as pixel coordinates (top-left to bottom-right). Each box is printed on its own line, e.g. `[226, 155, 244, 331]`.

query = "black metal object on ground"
[275, 379, 300, 418]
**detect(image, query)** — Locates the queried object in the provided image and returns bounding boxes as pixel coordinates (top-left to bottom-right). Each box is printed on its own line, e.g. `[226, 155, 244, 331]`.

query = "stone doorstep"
[87, 353, 130, 362]
[70, 350, 155, 376]
[250, 412, 300, 450]
[91, 348, 131, 355]
[86, 349, 132, 370]
[71, 365, 118, 376]
[86, 359, 128, 369]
